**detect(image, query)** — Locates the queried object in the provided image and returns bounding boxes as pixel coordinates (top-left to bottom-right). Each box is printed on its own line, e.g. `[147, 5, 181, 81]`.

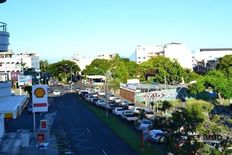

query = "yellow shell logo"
[34, 88, 45, 98]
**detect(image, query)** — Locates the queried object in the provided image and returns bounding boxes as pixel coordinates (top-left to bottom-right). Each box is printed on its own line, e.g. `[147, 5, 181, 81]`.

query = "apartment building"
[0, 51, 40, 80]
[134, 43, 193, 69]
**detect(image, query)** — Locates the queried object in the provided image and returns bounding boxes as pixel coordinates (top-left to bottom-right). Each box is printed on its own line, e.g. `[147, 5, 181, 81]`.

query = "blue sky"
[1, 0, 232, 63]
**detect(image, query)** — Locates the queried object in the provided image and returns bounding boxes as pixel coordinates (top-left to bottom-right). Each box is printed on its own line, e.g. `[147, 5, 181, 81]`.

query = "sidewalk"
[0, 112, 59, 155]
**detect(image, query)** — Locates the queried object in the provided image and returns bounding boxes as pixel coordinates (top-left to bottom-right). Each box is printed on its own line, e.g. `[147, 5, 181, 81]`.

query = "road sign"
[32, 85, 48, 112]
[40, 119, 47, 129]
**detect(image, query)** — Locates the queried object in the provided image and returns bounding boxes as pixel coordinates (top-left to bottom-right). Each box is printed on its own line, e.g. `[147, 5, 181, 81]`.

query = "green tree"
[82, 59, 111, 75]
[47, 60, 80, 83]
[39, 60, 49, 72]
[160, 100, 172, 115]
[204, 70, 230, 104]
[188, 76, 205, 97]
[139, 56, 184, 84]
[217, 54, 232, 77]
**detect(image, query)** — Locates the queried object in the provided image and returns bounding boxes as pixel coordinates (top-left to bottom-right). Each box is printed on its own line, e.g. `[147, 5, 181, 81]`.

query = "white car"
[98, 91, 105, 96]
[114, 97, 121, 103]
[134, 107, 143, 114]
[53, 90, 61, 95]
[121, 100, 129, 106]
[144, 109, 155, 119]
[108, 94, 115, 101]
[127, 102, 135, 110]
[136, 119, 153, 131]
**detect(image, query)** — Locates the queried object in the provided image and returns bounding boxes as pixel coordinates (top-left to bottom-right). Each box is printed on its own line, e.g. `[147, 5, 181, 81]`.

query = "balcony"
[0, 22, 10, 52]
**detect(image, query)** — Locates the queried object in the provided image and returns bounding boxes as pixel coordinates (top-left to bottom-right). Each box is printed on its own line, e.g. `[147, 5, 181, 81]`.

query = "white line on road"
[86, 128, 91, 133]
[102, 150, 107, 155]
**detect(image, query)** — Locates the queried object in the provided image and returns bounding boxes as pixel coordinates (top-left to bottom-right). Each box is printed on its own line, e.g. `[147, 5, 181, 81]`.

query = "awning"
[0, 95, 28, 118]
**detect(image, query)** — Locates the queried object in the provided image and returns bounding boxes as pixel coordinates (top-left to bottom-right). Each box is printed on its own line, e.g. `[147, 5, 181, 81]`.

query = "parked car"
[113, 107, 124, 116]
[127, 102, 135, 110]
[149, 129, 167, 143]
[124, 114, 138, 122]
[135, 119, 153, 131]
[114, 97, 121, 103]
[144, 109, 155, 119]
[121, 110, 134, 118]
[108, 94, 115, 101]
[53, 90, 61, 95]
[96, 99, 106, 107]
[134, 107, 143, 114]
[98, 91, 105, 96]
[121, 100, 129, 106]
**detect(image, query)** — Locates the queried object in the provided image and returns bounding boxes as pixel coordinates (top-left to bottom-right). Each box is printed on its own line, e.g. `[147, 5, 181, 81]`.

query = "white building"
[96, 53, 116, 60]
[0, 51, 40, 80]
[192, 48, 232, 66]
[70, 53, 93, 71]
[134, 43, 193, 69]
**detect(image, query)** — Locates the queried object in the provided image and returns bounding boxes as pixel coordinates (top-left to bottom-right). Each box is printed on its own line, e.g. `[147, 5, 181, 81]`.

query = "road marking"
[86, 128, 91, 133]
[102, 150, 107, 155]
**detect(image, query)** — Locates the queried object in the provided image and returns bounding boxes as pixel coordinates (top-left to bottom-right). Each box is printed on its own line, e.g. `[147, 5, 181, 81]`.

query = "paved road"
[50, 93, 138, 155]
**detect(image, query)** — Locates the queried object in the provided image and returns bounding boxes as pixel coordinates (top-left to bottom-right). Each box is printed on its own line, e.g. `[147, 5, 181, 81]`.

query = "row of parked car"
[78, 88, 168, 144]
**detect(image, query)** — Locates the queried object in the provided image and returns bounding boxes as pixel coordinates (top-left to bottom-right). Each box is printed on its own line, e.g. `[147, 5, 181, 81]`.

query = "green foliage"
[217, 54, 232, 77]
[39, 59, 49, 72]
[139, 56, 184, 84]
[205, 70, 232, 99]
[47, 60, 80, 82]
[188, 76, 205, 95]
[160, 100, 172, 113]
[82, 59, 111, 75]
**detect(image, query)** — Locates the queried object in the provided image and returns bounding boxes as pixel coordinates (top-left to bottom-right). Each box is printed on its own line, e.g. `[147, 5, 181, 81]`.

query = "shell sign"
[32, 85, 48, 112]
[34, 88, 46, 98]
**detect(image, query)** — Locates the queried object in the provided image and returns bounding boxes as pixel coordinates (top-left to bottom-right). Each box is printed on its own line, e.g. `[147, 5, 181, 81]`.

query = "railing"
[0, 73, 9, 82]
[0, 22, 7, 32]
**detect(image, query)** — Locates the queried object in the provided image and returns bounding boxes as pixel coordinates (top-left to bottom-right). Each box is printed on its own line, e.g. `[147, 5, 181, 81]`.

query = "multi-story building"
[134, 43, 193, 69]
[0, 51, 40, 80]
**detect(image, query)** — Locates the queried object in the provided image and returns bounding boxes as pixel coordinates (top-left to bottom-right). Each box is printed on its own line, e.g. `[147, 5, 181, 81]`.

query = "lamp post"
[65, 64, 75, 91]
[94, 67, 109, 117]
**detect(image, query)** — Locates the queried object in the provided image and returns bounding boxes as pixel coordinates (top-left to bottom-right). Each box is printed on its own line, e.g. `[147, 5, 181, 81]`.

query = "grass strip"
[79, 97, 158, 155]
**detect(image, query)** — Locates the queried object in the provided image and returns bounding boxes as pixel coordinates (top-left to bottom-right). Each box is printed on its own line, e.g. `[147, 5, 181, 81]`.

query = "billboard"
[32, 85, 48, 112]
[18, 75, 32, 86]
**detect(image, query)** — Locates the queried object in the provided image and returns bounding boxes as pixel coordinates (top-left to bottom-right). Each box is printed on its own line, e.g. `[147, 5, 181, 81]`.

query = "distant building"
[192, 48, 232, 73]
[70, 53, 93, 71]
[96, 53, 117, 60]
[70, 53, 116, 71]
[134, 43, 193, 69]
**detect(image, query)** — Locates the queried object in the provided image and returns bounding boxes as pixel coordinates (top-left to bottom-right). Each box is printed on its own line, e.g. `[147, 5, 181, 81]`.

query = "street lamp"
[65, 64, 75, 91]
[94, 67, 110, 117]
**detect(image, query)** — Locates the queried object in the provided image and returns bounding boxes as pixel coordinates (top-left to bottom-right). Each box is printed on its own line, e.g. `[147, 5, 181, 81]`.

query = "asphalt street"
[50, 93, 138, 155]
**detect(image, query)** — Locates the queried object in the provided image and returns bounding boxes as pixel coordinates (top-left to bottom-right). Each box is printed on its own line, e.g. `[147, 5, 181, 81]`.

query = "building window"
[143, 57, 146, 59]
[138, 57, 141, 59]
